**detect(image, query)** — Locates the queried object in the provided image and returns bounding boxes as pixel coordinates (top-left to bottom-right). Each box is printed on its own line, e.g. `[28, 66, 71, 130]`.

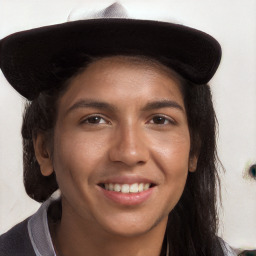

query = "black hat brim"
[0, 18, 221, 100]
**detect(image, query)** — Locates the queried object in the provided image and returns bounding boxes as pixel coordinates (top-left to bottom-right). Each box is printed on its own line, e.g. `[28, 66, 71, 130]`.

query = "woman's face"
[42, 56, 196, 237]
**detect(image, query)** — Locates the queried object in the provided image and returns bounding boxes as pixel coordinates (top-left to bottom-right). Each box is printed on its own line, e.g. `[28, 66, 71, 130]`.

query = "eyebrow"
[141, 99, 184, 112]
[65, 99, 117, 116]
[65, 98, 184, 116]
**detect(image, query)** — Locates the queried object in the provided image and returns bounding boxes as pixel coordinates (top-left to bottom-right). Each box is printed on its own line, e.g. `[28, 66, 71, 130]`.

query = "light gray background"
[0, 0, 255, 250]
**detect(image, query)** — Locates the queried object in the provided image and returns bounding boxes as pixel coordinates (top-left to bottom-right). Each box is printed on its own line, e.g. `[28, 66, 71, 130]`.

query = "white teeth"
[144, 183, 150, 190]
[103, 183, 151, 193]
[114, 184, 121, 192]
[121, 184, 129, 193]
[130, 183, 139, 193]
[109, 183, 114, 191]
[138, 183, 144, 192]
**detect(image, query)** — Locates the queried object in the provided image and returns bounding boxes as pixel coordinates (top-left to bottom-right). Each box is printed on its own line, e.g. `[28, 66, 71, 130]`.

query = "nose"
[108, 124, 149, 167]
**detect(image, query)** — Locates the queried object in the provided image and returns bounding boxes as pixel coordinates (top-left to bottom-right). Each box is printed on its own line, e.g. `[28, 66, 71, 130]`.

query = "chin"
[105, 224, 154, 238]
[98, 213, 168, 238]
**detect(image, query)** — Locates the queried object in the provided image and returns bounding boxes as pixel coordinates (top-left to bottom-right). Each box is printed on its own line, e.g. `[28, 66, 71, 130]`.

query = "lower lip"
[98, 186, 155, 206]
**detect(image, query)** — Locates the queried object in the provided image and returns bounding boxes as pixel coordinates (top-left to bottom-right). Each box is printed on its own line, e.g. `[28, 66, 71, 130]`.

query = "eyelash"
[81, 115, 110, 125]
[81, 114, 175, 125]
[147, 115, 175, 125]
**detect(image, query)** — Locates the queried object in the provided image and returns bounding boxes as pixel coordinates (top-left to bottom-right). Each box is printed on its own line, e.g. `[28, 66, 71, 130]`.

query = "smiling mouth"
[98, 183, 155, 193]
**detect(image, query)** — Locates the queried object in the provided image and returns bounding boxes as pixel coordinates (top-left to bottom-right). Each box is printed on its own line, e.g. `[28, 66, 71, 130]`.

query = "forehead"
[56, 55, 186, 113]
[87, 55, 184, 84]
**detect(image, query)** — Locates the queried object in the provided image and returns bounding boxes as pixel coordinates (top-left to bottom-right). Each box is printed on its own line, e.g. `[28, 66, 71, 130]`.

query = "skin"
[34, 56, 197, 256]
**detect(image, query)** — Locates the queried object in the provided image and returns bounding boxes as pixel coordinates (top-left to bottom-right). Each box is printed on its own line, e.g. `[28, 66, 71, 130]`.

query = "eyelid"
[80, 114, 111, 124]
[147, 114, 176, 125]
[79, 113, 176, 125]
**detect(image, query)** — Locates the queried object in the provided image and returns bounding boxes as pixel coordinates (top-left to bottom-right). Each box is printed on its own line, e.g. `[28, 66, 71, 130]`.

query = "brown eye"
[83, 116, 108, 124]
[149, 116, 174, 125]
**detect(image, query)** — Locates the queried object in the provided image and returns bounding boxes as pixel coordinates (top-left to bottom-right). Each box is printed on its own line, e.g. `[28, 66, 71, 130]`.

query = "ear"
[33, 132, 54, 176]
[188, 155, 198, 173]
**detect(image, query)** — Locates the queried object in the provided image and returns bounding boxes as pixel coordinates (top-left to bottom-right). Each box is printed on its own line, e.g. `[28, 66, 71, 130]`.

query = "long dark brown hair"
[21, 53, 224, 255]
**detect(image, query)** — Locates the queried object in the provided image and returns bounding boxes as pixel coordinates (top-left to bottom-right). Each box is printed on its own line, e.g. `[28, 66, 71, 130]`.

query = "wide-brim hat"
[0, 2, 221, 100]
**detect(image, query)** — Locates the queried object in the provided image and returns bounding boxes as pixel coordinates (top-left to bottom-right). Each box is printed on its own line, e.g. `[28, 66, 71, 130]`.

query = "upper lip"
[97, 175, 157, 185]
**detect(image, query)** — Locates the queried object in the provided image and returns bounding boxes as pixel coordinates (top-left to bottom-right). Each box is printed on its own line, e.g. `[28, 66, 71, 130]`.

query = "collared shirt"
[28, 197, 56, 256]
[3, 195, 235, 256]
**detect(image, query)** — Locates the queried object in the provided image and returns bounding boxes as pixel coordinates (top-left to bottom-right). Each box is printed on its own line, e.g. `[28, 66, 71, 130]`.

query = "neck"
[50, 201, 168, 256]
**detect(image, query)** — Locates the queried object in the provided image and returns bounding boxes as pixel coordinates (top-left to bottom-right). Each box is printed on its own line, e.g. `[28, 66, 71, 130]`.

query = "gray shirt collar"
[28, 197, 56, 256]
[27, 195, 234, 256]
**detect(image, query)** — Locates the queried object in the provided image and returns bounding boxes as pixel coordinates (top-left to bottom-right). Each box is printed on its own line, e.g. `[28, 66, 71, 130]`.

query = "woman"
[0, 2, 235, 256]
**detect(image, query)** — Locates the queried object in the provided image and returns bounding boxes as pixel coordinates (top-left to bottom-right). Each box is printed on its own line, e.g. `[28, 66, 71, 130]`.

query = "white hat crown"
[68, 2, 129, 21]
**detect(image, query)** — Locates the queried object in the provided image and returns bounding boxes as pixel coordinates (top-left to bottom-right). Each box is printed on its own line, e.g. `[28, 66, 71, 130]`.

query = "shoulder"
[218, 237, 236, 256]
[0, 218, 36, 256]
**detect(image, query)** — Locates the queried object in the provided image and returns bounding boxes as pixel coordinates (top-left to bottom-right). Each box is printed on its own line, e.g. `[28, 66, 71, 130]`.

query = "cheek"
[52, 128, 109, 183]
[150, 130, 191, 171]
[149, 131, 190, 190]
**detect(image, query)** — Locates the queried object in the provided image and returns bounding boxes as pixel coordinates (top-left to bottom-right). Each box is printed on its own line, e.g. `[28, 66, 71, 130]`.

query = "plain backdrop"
[0, 0, 255, 250]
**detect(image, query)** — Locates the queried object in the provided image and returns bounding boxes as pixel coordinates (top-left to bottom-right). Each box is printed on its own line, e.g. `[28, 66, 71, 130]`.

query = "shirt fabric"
[0, 196, 236, 256]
